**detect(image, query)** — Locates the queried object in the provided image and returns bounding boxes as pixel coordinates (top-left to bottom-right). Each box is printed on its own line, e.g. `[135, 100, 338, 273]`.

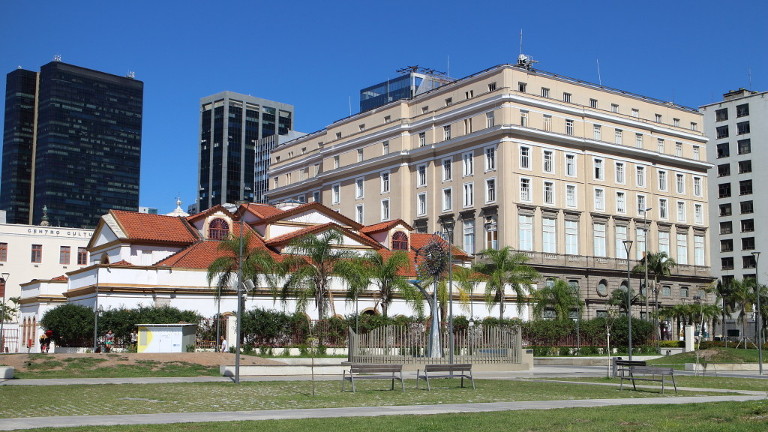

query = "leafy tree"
[344, 251, 422, 318]
[730, 278, 756, 347]
[532, 278, 582, 321]
[207, 229, 277, 349]
[632, 251, 677, 314]
[40, 304, 94, 347]
[277, 229, 359, 319]
[475, 247, 539, 320]
[100, 306, 199, 344]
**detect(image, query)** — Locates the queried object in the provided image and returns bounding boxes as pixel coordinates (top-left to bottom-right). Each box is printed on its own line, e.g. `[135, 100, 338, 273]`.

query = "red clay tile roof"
[360, 219, 414, 234]
[258, 202, 363, 230]
[410, 233, 471, 260]
[111, 210, 199, 244]
[265, 223, 382, 249]
[239, 203, 284, 220]
[156, 228, 280, 270]
[109, 260, 133, 266]
[50, 275, 68, 282]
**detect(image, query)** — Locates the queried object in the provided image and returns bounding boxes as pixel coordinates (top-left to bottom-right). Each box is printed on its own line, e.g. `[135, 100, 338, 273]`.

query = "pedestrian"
[130, 330, 138, 351]
[220, 336, 228, 353]
[105, 330, 115, 353]
[38, 333, 49, 353]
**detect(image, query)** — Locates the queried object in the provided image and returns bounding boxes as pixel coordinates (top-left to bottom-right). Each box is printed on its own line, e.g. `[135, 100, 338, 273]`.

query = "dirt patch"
[0, 352, 285, 372]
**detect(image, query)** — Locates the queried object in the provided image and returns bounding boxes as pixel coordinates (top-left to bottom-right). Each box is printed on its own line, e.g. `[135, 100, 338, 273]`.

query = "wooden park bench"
[416, 363, 475, 391]
[616, 359, 677, 394]
[341, 363, 404, 392]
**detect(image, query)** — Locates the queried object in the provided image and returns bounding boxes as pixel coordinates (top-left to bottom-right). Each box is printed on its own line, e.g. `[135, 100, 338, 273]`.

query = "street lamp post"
[752, 251, 763, 375]
[623, 240, 634, 361]
[0, 273, 9, 353]
[442, 221, 455, 365]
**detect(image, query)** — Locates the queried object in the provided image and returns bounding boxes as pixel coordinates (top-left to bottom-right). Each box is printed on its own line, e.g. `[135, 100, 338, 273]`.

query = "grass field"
[542, 375, 768, 392]
[0, 378, 729, 419]
[22, 400, 768, 432]
[14, 356, 220, 379]
[647, 348, 762, 370]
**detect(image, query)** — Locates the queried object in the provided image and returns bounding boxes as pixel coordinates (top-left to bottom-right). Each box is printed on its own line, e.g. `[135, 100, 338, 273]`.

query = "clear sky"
[2, 0, 766, 214]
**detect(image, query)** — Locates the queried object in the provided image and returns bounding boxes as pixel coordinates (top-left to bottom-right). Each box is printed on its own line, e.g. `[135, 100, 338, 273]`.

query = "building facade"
[702, 89, 768, 286]
[197, 92, 294, 210]
[0, 60, 144, 228]
[0, 222, 92, 352]
[360, 67, 453, 113]
[268, 63, 714, 321]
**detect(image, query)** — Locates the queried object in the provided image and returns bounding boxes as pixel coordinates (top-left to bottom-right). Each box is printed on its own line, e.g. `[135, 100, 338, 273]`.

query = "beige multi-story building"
[268, 62, 714, 325]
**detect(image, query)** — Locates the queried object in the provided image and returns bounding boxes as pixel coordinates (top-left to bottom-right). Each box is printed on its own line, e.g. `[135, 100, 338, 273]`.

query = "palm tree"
[632, 251, 677, 315]
[453, 265, 483, 318]
[207, 230, 277, 351]
[713, 279, 737, 343]
[350, 251, 422, 318]
[278, 229, 359, 320]
[730, 279, 756, 348]
[532, 278, 582, 321]
[475, 247, 539, 320]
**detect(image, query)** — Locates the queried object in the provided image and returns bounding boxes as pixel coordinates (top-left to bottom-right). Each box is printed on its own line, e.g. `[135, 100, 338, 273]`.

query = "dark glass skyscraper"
[1, 61, 143, 228]
[197, 92, 293, 210]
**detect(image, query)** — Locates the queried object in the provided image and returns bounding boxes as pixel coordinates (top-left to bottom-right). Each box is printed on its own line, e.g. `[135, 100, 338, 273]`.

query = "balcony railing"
[516, 251, 711, 276]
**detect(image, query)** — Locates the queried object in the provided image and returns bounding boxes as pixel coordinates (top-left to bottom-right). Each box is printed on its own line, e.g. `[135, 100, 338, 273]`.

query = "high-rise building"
[269, 61, 713, 321]
[701, 89, 767, 286]
[360, 66, 452, 113]
[197, 92, 294, 210]
[1, 60, 143, 228]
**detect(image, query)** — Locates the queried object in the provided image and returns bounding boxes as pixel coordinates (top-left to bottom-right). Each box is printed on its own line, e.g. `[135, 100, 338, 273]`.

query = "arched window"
[596, 279, 608, 296]
[391, 231, 409, 250]
[209, 218, 230, 240]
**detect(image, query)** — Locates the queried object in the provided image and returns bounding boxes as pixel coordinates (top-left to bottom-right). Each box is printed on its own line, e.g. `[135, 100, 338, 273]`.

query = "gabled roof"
[186, 204, 237, 224]
[50, 275, 68, 282]
[360, 219, 414, 234]
[264, 222, 381, 249]
[110, 210, 199, 244]
[237, 203, 284, 220]
[257, 202, 363, 230]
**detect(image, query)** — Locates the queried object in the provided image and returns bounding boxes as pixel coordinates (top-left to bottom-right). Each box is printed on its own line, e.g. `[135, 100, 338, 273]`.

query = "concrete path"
[0, 394, 764, 431]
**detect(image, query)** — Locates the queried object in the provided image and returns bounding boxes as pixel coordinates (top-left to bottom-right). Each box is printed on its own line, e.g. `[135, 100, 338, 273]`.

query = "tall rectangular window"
[355, 205, 364, 223]
[615, 129, 623, 145]
[562, 92, 572, 103]
[593, 124, 602, 140]
[566, 185, 576, 207]
[659, 198, 668, 219]
[463, 219, 475, 255]
[462, 152, 473, 176]
[544, 182, 554, 205]
[637, 195, 646, 215]
[486, 179, 496, 203]
[355, 178, 364, 198]
[59, 246, 71, 265]
[417, 165, 427, 187]
[486, 111, 495, 128]
[659, 231, 670, 255]
[520, 146, 530, 169]
[615, 162, 625, 183]
[616, 192, 626, 213]
[677, 201, 686, 222]
[565, 154, 576, 176]
[485, 216, 498, 250]
[636, 227, 646, 260]
[442, 188, 453, 211]
[594, 188, 605, 211]
[381, 172, 390, 193]
[333, 155, 339, 168]
[565, 220, 579, 255]
[417, 193, 427, 216]
[694, 235, 705, 266]
[357, 148, 364, 162]
[615, 225, 628, 259]
[658, 170, 667, 191]
[593, 223, 606, 257]
[565, 119, 574, 135]
[520, 178, 531, 201]
[332, 184, 340, 204]
[419, 132, 426, 147]
[443, 125, 452, 140]
[542, 217, 557, 253]
[676, 233, 688, 265]
[590, 98, 598, 108]
[442, 158, 452, 181]
[77, 247, 88, 265]
[520, 110, 529, 126]
[485, 147, 496, 171]
[381, 199, 390, 221]
[543, 150, 553, 173]
[675, 142, 683, 157]
[594, 158, 604, 180]
[463, 183, 474, 207]
[0, 243, 6, 262]
[543, 115, 552, 132]
[694, 204, 703, 224]
[635, 133, 643, 148]
[382, 140, 389, 155]
[676, 173, 685, 194]
[31, 244, 42, 263]
[636, 166, 645, 187]
[693, 177, 702, 196]
[519, 215, 533, 250]
[541, 88, 550, 98]
[657, 138, 665, 153]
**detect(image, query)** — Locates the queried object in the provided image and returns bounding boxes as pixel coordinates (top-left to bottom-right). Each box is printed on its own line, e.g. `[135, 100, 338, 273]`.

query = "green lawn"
[13, 354, 220, 379]
[648, 348, 763, 370]
[540, 375, 768, 392]
[0, 379, 726, 419]
[25, 400, 768, 432]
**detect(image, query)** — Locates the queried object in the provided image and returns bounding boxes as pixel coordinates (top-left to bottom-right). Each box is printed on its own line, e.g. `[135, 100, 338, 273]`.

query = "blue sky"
[2, 0, 766, 214]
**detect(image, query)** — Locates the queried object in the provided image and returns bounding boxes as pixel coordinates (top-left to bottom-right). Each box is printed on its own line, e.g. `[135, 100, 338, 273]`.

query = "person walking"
[220, 336, 228, 353]
[105, 330, 115, 353]
[38, 333, 49, 353]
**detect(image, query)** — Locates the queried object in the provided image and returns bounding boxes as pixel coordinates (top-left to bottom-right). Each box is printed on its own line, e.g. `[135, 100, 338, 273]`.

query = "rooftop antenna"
[516, 29, 537, 70]
[53, 54, 62, 62]
[127, 71, 135, 79]
[447, 55, 450, 77]
[596, 59, 602, 86]
[748, 67, 753, 89]
[348, 96, 352, 116]
[519, 29, 523, 56]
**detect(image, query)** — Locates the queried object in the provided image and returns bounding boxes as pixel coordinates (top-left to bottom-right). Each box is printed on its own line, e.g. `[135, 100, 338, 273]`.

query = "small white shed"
[136, 323, 197, 353]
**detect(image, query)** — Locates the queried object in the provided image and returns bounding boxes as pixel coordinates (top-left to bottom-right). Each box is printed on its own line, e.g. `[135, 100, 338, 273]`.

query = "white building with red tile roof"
[18, 201, 526, 352]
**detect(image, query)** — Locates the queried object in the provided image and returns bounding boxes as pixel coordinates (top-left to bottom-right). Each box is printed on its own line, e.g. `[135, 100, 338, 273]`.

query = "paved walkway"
[0, 394, 764, 430]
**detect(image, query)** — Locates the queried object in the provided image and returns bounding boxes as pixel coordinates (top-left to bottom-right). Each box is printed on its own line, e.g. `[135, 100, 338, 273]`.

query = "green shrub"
[40, 304, 94, 347]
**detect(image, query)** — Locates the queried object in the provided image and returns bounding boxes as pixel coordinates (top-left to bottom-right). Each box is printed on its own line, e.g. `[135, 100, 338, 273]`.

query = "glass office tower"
[1, 61, 143, 228]
[359, 68, 453, 112]
[197, 92, 294, 210]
